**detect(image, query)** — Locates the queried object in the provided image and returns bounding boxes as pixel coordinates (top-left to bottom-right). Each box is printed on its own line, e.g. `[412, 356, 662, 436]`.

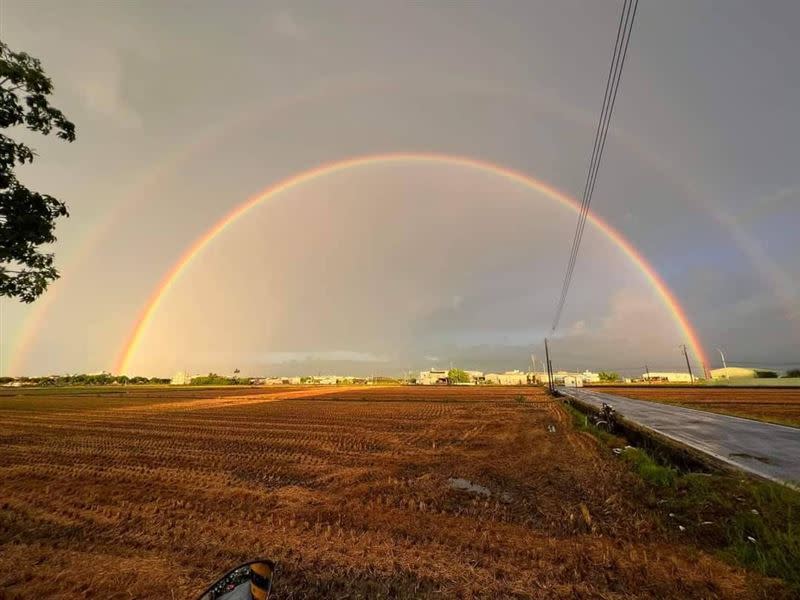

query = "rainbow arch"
[114, 152, 709, 374]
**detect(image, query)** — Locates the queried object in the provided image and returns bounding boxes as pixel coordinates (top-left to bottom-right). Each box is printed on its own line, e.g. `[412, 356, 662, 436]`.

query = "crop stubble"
[0, 386, 788, 598]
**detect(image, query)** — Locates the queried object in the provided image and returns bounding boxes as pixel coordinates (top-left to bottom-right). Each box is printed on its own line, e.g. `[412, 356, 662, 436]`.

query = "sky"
[0, 0, 798, 378]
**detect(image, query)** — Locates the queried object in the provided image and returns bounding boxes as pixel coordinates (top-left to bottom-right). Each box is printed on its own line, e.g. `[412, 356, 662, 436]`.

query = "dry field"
[596, 386, 800, 427]
[0, 385, 790, 598]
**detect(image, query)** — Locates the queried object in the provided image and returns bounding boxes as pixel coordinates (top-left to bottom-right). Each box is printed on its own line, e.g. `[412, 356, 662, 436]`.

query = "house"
[419, 369, 449, 385]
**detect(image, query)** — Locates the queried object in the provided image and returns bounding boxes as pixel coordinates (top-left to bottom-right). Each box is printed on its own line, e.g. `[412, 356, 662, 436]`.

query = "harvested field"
[596, 386, 800, 427]
[0, 386, 790, 598]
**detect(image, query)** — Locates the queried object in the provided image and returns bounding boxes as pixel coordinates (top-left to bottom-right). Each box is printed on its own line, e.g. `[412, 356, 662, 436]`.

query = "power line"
[553, 0, 629, 331]
[553, 0, 637, 331]
[552, 0, 639, 332]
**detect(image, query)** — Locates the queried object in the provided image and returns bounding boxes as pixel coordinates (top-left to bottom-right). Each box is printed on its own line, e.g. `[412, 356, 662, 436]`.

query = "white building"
[465, 370, 484, 383]
[419, 369, 448, 385]
[312, 375, 339, 385]
[530, 371, 551, 385]
[581, 371, 601, 383]
[485, 370, 527, 385]
[170, 371, 193, 385]
[642, 371, 696, 383]
[710, 367, 759, 380]
[563, 375, 584, 388]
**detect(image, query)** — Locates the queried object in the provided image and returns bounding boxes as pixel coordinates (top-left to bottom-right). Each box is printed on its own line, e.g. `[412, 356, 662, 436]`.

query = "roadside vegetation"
[563, 400, 800, 592]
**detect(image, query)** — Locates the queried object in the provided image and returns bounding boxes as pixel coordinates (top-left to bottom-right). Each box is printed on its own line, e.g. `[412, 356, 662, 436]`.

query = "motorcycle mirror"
[197, 559, 275, 600]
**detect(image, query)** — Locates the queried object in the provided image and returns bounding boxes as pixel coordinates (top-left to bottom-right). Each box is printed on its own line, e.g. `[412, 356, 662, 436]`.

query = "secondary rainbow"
[115, 152, 709, 374]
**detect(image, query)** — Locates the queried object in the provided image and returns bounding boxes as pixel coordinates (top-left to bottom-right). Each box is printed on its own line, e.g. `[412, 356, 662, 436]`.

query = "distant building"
[581, 371, 601, 383]
[563, 375, 584, 388]
[485, 370, 527, 385]
[642, 371, 696, 383]
[170, 372, 193, 385]
[419, 369, 449, 385]
[710, 367, 758, 379]
[312, 375, 339, 385]
[465, 370, 484, 384]
[530, 371, 551, 385]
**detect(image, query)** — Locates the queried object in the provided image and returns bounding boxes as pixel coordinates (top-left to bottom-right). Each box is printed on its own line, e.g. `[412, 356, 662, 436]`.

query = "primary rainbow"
[114, 152, 708, 374]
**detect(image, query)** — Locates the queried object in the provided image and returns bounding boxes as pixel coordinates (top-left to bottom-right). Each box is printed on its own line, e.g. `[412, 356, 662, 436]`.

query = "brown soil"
[0, 386, 789, 598]
[596, 386, 800, 427]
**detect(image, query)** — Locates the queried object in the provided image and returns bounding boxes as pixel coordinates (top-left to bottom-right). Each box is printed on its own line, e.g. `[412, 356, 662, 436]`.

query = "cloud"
[549, 287, 697, 371]
[568, 320, 587, 335]
[271, 10, 308, 40]
[72, 50, 141, 129]
[418, 288, 699, 376]
[260, 350, 388, 364]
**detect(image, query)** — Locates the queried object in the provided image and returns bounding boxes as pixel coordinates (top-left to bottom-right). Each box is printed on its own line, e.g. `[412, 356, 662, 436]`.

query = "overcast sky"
[1, 0, 798, 377]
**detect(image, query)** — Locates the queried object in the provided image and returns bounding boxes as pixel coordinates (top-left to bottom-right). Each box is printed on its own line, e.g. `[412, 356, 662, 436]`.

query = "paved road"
[559, 387, 800, 487]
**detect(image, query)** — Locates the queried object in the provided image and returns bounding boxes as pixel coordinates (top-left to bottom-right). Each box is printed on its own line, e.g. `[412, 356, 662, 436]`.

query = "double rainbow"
[115, 152, 708, 374]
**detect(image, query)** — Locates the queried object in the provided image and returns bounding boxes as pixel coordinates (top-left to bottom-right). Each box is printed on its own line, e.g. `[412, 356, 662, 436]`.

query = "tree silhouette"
[1, 40, 76, 302]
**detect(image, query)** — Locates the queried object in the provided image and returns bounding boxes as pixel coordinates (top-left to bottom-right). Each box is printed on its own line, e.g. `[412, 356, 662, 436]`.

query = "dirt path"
[113, 385, 369, 412]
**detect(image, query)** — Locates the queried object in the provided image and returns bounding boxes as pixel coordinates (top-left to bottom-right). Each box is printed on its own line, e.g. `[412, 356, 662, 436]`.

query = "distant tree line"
[598, 371, 621, 382]
[750, 369, 799, 378]
[190, 373, 249, 386]
[0, 374, 170, 386]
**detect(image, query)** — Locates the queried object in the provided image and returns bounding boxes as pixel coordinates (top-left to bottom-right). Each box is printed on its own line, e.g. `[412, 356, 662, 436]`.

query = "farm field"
[0, 385, 791, 598]
[595, 386, 800, 428]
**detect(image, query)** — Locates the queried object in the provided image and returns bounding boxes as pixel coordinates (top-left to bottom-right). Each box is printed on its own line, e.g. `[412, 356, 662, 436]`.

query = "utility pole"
[680, 344, 694, 384]
[645, 364, 651, 384]
[544, 338, 553, 393]
[0, 297, 3, 378]
[717, 347, 728, 378]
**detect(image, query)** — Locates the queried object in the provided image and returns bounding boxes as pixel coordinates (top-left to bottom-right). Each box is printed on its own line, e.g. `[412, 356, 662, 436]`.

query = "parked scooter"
[592, 402, 617, 432]
[197, 560, 274, 600]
